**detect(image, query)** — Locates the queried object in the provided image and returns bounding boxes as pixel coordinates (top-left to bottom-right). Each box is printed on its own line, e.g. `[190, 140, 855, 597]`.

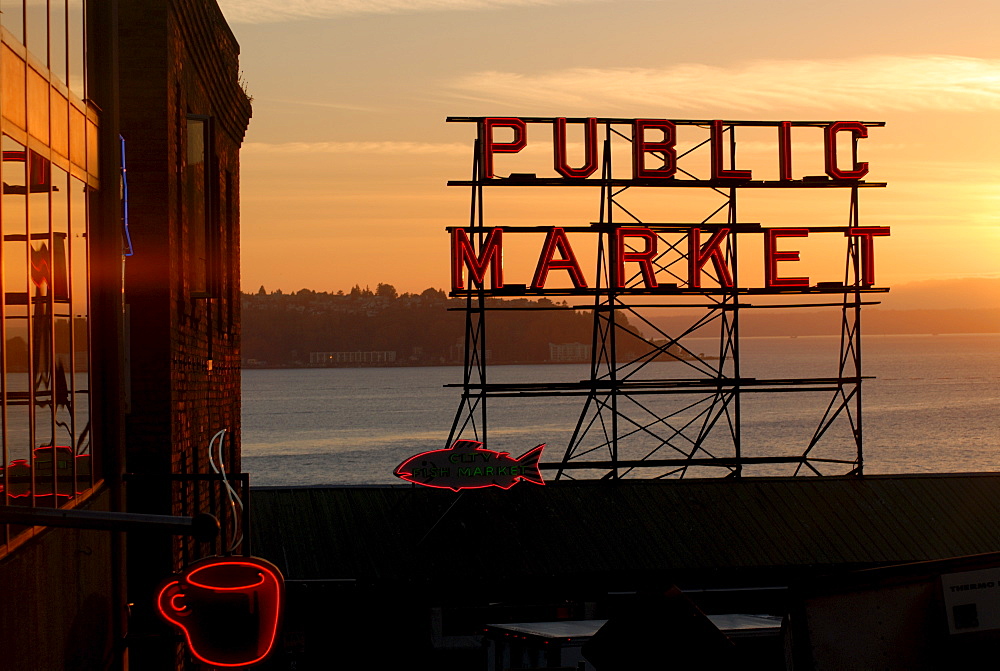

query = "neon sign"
[156, 556, 284, 668]
[448, 117, 889, 296]
[472, 117, 874, 182]
[395, 440, 545, 491]
[451, 225, 889, 293]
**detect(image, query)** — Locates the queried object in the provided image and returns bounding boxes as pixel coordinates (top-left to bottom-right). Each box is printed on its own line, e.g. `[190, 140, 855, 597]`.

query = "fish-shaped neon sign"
[394, 439, 545, 491]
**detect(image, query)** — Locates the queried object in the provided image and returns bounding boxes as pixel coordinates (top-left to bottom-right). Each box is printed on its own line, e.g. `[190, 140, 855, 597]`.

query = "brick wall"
[118, 1, 251, 667]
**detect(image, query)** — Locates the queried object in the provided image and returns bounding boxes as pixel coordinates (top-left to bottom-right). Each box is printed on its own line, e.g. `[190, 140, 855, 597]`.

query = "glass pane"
[2, 137, 31, 500]
[27, 151, 53, 505]
[50, 167, 74, 495]
[28, 150, 49, 236]
[186, 118, 208, 295]
[51, 314, 71, 492]
[222, 170, 232, 330]
[51, 165, 69, 315]
[66, 0, 83, 100]
[69, 176, 89, 486]
[1, 0, 25, 44]
[49, 0, 67, 83]
[25, 0, 47, 65]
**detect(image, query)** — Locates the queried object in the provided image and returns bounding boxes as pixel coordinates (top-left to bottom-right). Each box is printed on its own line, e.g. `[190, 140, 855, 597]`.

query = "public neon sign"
[448, 116, 889, 295]
[474, 116, 874, 182]
[156, 556, 284, 668]
[395, 439, 545, 491]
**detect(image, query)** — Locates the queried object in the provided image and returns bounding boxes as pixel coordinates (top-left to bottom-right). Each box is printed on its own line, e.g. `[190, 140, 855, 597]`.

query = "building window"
[1, 141, 91, 516]
[25, 0, 47, 62]
[0, 1, 84, 101]
[0, 2, 94, 548]
[186, 115, 213, 297]
[1, 0, 25, 44]
[67, 0, 85, 100]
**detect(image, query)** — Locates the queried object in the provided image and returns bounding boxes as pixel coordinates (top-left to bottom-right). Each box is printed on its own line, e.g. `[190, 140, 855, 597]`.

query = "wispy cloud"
[218, 0, 598, 24]
[262, 98, 379, 113]
[244, 141, 468, 155]
[447, 56, 1000, 114]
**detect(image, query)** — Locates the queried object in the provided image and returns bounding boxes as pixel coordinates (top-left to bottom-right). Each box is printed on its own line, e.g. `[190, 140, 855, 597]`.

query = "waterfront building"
[548, 342, 590, 362]
[0, 2, 250, 669]
[309, 350, 398, 366]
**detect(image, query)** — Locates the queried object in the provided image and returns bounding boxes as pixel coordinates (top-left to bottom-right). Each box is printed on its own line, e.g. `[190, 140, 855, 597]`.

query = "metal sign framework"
[445, 118, 887, 479]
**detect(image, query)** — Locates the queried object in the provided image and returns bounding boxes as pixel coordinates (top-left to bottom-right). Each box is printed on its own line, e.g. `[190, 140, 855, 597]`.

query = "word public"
[478, 117, 873, 181]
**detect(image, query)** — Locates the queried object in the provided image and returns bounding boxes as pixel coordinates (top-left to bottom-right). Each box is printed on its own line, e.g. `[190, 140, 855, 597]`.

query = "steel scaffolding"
[446, 118, 887, 479]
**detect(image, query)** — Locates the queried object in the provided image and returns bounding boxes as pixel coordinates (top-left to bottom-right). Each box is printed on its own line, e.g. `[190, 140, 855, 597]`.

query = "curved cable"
[208, 429, 244, 553]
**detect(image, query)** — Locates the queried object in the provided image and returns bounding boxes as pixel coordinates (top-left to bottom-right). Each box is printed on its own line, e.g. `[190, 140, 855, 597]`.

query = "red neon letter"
[614, 228, 659, 289]
[553, 118, 598, 179]
[847, 227, 890, 286]
[632, 119, 676, 179]
[711, 120, 752, 181]
[482, 118, 527, 179]
[452, 228, 504, 290]
[688, 228, 733, 288]
[824, 121, 869, 180]
[778, 121, 793, 181]
[531, 228, 587, 289]
[764, 229, 809, 288]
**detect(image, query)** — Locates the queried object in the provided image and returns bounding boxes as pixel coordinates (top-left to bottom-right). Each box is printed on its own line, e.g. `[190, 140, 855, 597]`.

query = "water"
[241, 333, 999, 486]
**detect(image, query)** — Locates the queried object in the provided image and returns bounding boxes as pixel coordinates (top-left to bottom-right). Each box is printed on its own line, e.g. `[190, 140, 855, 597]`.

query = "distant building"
[549, 342, 591, 362]
[310, 351, 397, 365]
[450, 340, 491, 363]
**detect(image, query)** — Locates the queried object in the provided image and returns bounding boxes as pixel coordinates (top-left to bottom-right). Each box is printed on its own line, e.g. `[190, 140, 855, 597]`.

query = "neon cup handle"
[157, 581, 187, 621]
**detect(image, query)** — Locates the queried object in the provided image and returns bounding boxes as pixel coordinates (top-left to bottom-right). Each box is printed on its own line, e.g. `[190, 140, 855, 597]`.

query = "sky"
[217, 0, 1000, 297]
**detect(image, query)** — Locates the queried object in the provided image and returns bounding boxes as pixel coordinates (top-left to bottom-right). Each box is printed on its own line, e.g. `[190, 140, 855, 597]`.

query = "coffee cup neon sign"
[156, 556, 284, 667]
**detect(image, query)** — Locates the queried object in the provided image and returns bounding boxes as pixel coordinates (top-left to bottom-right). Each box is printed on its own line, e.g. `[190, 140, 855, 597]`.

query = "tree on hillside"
[241, 287, 625, 366]
[350, 285, 373, 298]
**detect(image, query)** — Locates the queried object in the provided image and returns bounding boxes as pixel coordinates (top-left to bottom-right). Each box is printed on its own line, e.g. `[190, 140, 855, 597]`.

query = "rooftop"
[250, 473, 1000, 599]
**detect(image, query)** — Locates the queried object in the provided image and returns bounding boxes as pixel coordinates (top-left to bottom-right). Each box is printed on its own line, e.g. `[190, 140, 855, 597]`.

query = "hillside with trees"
[244, 278, 999, 368]
[242, 284, 640, 367]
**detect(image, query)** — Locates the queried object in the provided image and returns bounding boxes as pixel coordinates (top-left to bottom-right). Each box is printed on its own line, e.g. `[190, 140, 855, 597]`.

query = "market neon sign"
[449, 116, 889, 295]
[451, 225, 890, 292]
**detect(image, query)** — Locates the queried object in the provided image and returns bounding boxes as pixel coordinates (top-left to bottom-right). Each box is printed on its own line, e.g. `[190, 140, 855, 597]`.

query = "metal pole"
[0, 506, 220, 543]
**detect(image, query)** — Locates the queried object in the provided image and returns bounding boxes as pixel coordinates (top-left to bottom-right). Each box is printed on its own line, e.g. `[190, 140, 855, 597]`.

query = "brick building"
[0, 1, 251, 669]
[118, 3, 251, 666]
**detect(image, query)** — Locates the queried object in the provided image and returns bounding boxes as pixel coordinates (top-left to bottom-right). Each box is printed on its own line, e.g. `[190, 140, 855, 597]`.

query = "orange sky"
[219, 0, 1000, 296]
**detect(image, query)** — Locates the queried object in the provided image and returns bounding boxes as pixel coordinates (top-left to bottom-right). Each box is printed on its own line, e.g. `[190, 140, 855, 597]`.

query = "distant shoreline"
[242, 332, 999, 370]
[243, 357, 711, 370]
